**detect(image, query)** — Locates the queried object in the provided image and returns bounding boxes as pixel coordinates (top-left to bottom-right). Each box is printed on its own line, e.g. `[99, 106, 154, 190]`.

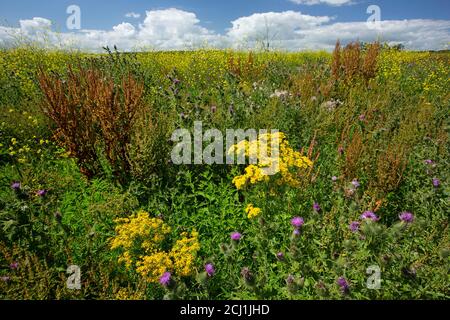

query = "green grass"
[0, 46, 448, 300]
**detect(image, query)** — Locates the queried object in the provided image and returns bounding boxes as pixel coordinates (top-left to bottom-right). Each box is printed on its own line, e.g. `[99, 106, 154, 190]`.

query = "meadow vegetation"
[0, 42, 449, 299]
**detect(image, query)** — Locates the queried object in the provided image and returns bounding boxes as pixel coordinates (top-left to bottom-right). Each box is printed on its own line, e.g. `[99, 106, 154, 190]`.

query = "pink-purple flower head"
[241, 267, 254, 285]
[276, 252, 284, 261]
[332, 176, 338, 182]
[432, 178, 440, 188]
[351, 179, 360, 189]
[159, 272, 171, 286]
[231, 232, 242, 241]
[358, 114, 366, 121]
[337, 277, 349, 293]
[313, 202, 321, 212]
[360, 211, 379, 222]
[291, 217, 304, 228]
[399, 212, 414, 223]
[11, 181, 21, 191]
[424, 159, 434, 165]
[205, 263, 215, 277]
[349, 221, 361, 232]
[36, 189, 47, 197]
[10, 262, 18, 270]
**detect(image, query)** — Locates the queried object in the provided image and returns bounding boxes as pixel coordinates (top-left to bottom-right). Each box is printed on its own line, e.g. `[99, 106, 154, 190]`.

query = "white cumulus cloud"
[125, 12, 141, 19]
[19, 17, 52, 34]
[0, 9, 449, 52]
[292, 19, 450, 51]
[289, 0, 353, 6]
[137, 8, 222, 49]
[227, 11, 331, 48]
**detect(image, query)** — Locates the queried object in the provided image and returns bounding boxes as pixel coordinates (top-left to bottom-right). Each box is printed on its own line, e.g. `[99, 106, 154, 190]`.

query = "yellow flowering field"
[0, 43, 449, 301]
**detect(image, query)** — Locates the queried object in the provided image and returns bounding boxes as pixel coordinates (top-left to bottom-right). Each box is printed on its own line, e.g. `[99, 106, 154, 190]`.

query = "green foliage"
[0, 46, 448, 300]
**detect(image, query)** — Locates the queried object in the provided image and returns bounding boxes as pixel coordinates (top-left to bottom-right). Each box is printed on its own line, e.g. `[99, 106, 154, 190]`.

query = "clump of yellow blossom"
[169, 231, 200, 277]
[245, 204, 261, 219]
[110, 210, 200, 284]
[114, 288, 144, 300]
[229, 132, 313, 189]
[136, 251, 173, 283]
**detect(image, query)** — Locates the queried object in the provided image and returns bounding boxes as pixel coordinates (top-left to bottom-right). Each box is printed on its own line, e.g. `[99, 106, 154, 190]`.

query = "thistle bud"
[315, 281, 328, 297]
[196, 272, 208, 285]
[402, 266, 417, 279]
[241, 267, 255, 288]
[276, 252, 285, 262]
[286, 275, 304, 294]
[54, 211, 62, 223]
[286, 275, 297, 294]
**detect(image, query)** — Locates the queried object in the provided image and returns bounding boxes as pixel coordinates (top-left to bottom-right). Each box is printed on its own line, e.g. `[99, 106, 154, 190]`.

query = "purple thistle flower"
[358, 114, 366, 121]
[337, 277, 349, 293]
[293, 229, 301, 236]
[432, 178, 440, 188]
[424, 159, 434, 165]
[332, 176, 338, 182]
[159, 272, 171, 286]
[351, 179, 360, 189]
[11, 181, 21, 191]
[349, 221, 361, 232]
[231, 232, 242, 241]
[205, 263, 215, 277]
[313, 202, 321, 212]
[291, 217, 304, 228]
[9, 262, 18, 270]
[36, 189, 47, 197]
[286, 274, 295, 285]
[399, 212, 414, 223]
[360, 211, 379, 221]
[276, 252, 284, 261]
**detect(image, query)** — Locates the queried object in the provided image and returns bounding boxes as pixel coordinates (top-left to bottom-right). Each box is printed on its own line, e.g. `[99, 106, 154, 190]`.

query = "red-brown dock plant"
[38, 61, 144, 182]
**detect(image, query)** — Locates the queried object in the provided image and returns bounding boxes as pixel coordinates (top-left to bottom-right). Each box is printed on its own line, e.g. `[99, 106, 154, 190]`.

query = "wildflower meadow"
[0, 42, 449, 301]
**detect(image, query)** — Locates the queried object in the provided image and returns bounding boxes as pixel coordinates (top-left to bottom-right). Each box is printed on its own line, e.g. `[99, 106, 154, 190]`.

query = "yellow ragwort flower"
[245, 204, 261, 219]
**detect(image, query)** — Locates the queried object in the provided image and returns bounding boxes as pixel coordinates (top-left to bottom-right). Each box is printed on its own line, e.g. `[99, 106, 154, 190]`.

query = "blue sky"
[0, 0, 449, 51]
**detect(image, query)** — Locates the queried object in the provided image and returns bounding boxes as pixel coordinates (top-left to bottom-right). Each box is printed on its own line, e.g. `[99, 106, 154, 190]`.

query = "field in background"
[0, 44, 449, 299]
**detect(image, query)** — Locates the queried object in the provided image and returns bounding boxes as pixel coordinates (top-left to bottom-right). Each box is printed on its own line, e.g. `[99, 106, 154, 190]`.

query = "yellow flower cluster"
[0, 48, 75, 98]
[169, 231, 200, 277]
[136, 252, 173, 283]
[277, 141, 313, 187]
[110, 210, 171, 253]
[229, 132, 313, 189]
[110, 211, 200, 283]
[0, 108, 52, 164]
[4, 136, 44, 163]
[245, 204, 261, 219]
[114, 288, 144, 300]
[232, 165, 269, 189]
[137, 49, 228, 89]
